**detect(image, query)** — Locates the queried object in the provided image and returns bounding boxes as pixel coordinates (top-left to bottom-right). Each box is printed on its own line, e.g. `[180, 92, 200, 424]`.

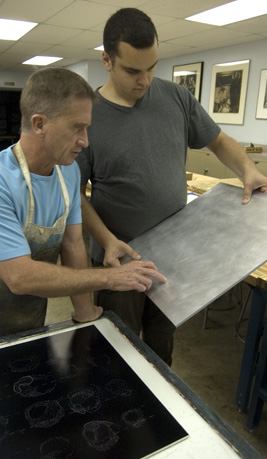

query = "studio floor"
[46, 282, 267, 457]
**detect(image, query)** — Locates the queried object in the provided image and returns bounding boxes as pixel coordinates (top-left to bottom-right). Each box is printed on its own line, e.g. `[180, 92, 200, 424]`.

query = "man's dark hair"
[103, 8, 158, 61]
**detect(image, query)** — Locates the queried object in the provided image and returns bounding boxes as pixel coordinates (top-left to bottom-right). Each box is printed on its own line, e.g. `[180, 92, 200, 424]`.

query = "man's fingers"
[129, 260, 167, 287]
[127, 247, 142, 260]
[104, 260, 167, 292]
[242, 185, 252, 204]
[242, 183, 267, 205]
[143, 267, 167, 283]
[137, 284, 150, 292]
[103, 256, 121, 267]
[138, 260, 167, 278]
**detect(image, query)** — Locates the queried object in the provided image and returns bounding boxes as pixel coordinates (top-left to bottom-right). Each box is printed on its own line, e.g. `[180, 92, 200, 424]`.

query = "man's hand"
[242, 169, 267, 204]
[104, 260, 167, 292]
[207, 131, 267, 205]
[103, 239, 141, 267]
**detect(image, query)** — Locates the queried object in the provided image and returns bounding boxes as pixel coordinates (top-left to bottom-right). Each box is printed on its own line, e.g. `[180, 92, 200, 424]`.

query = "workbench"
[0, 312, 260, 458]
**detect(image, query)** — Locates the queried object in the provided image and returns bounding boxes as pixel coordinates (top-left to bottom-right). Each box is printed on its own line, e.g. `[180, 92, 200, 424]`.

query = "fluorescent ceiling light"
[0, 18, 37, 40]
[94, 45, 104, 51]
[186, 0, 267, 26]
[22, 56, 63, 66]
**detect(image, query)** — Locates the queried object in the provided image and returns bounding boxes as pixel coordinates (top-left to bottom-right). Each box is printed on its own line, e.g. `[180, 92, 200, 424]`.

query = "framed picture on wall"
[172, 62, 203, 101]
[256, 70, 267, 119]
[208, 60, 250, 125]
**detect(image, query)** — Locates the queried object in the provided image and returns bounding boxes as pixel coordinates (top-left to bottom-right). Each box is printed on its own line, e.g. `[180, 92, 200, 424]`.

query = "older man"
[0, 67, 166, 336]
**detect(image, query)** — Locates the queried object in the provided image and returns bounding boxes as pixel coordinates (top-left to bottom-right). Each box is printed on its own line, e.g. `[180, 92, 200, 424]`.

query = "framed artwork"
[256, 69, 267, 119]
[208, 60, 250, 125]
[172, 62, 203, 101]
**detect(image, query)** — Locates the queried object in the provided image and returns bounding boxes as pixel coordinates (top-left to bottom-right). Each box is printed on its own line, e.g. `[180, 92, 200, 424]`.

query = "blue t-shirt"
[0, 146, 82, 261]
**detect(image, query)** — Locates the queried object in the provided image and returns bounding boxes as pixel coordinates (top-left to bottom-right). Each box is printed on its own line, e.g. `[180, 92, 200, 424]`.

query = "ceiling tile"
[224, 14, 267, 34]
[0, 0, 74, 22]
[21, 24, 84, 45]
[0, 40, 14, 53]
[157, 18, 215, 41]
[38, 44, 89, 57]
[0, 53, 31, 65]
[60, 30, 103, 48]
[158, 41, 193, 57]
[168, 27, 252, 47]
[83, 0, 144, 6]
[3, 41, 50, 55]
[45, 1, 117, 29]
[139, 0, 232, 19]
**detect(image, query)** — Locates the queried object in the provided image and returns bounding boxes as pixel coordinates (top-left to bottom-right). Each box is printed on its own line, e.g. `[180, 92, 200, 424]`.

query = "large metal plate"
[0, 324, 188, 457]
[126, 183, 267, 327]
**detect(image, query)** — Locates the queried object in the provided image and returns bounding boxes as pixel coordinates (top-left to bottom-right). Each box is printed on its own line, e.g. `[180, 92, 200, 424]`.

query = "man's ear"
[31, 114, 47, 135]
[102, 51, 112, 72]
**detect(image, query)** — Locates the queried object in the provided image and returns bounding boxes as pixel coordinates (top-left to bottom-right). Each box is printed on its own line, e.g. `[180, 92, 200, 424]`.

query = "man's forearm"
[208, 131, 256, 179]
[207, 131, 267, 203]
[1, 254, 167, 298]
[60, 225, 100, 315]
[5, 257, 109, 297]
[80, 192, 117, 248]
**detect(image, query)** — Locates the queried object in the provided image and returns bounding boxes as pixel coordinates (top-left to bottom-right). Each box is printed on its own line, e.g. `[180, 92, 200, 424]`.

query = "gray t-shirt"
[77, 77, 220, 262]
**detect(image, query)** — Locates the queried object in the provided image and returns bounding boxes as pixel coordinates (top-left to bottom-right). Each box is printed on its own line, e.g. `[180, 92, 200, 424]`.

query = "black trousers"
[92, 260, 176, 366]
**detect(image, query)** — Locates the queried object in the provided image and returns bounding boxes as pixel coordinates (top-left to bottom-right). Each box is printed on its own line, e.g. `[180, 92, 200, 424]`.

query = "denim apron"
[0, 141, 70, 336]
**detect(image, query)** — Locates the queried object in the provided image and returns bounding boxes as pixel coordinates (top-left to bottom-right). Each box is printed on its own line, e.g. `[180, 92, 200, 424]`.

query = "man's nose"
[78, 127, 89, 148]
[137, 71, 149, 86]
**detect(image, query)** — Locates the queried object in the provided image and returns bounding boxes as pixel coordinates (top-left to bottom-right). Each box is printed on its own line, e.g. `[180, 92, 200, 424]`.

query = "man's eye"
[127, 69, 138, 75]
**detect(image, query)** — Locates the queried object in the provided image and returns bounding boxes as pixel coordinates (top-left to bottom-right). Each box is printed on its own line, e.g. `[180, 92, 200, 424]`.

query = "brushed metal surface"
[126, 183, 267, 327]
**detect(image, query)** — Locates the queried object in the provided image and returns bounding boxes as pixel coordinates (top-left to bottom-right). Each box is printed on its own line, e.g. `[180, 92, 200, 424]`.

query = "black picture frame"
[172, 62, 204, 101]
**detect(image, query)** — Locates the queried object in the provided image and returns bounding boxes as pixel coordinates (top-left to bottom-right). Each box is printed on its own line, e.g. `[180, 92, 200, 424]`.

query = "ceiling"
[0, 0, 267, 73]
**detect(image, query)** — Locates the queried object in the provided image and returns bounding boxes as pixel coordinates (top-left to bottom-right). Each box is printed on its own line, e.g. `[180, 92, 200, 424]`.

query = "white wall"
[67, 60, 106, 91]
[0, 71, 31, 89]
[0, 60, 106, 91]
[155, 38, 267, 145]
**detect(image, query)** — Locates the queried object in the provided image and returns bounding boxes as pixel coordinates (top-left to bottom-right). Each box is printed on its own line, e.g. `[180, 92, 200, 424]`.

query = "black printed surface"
[0, 325, 188, 458]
